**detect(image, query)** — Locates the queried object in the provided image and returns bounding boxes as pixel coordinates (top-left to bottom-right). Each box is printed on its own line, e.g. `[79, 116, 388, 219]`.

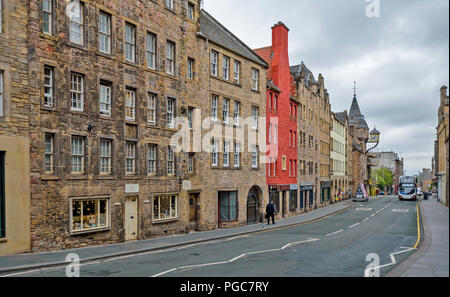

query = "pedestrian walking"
[266, 200, 275, 225]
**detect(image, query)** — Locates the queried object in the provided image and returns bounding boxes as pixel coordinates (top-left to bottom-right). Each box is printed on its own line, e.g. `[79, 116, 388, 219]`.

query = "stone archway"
[247, 186, 262, 225]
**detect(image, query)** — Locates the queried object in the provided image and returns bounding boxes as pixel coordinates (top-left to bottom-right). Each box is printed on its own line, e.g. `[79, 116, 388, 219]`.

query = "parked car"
[353, 192, 368, 202]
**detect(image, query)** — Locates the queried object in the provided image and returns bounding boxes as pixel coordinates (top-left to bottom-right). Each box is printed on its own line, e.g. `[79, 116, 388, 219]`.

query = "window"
[69, 2, 83, 44]
[274, 95, 278, 111]
[99, 82, 111, 116]
[187, 58, 194, 79]
[234, 61, 240, 84]
[187, 107, 194, 129]
[166, 41, 175, 75]
[219, 191, 237, 222]
[211, 95, 218, 121]
[147, 144, 157, 175]
[99, 12, 111, 54]
[282, 156, 287, 171]
[44, 133, 55, 173]
[223, 98, 230, 123]
[252, 145, 259, 168]
[273, 159, 276, 177]
[70, 73, 84, 111]
[44, 66, 54, 108]
[165, 0, 174, 10]
[251, 68, 259, 91]
[187, 2, 195, 20]
[251, 106, 259, 129]
[146, 32, 156, 69]
[188, 153, 194, 173]
[167, 146, 175, 175]
[222, 56, 230, 80]
[269, 123, 272, 144]
[99, 139, 112, 174]
[71, 136, 84, 173]
[147, 93, 157, 125]
[274, 125, 278, 145]
[42, 0, 52, 35]
[289, 159, 292, 176]
[125, 89, 136, 121]
[211, 139, 218, 167]
[234, 101, 240, 126]
[125, 142, 136, 174]
[125, 23, 136, 62]
[210, 51, 218, 76]
[153, 195, 177, 221]
[234, 142, 240, 168]
[0, 71, 3, 117]
[71, 198, 109, 233]
[167, 97, 175, 128]
[223, 141, 230, 167]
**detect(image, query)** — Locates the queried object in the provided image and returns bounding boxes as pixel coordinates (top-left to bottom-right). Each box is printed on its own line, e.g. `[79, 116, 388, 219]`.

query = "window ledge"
[70, 227, 111, 236]
[152, 218, 179, 224]
[0, 238, 7, 243]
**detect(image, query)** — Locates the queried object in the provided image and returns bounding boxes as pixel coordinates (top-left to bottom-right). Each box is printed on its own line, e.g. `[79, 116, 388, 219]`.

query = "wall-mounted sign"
[125, 184, 139, 194]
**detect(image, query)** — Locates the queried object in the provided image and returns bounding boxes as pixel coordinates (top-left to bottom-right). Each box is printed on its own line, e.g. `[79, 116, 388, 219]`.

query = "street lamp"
[366, 126, 381, 156]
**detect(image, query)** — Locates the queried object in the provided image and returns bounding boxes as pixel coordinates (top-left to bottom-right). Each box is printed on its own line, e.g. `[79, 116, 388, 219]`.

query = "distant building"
[331, 112, 348, 201]
[434, 86, 449, 207]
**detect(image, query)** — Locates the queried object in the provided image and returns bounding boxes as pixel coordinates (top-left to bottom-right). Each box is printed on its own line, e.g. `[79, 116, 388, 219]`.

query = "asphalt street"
[12, 196, 420, 277]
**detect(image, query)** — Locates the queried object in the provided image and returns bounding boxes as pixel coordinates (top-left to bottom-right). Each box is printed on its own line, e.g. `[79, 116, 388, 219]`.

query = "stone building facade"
[435, 85, 449, 207]
[291, 63, 331, 210]
[348, 93, 369, 195]
[26, 0, 207, 252]
[331, 112, 348, 201]
[0, 0, 31, 255]
[254, 22, 299, 220]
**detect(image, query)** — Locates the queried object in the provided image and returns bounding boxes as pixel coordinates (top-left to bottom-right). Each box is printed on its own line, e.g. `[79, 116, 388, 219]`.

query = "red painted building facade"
[254, 22, 299, 218]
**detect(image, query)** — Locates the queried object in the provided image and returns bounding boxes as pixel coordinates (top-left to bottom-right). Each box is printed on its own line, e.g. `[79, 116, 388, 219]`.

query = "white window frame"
[222, 56, 230, 80]
[166, 41, 175, 75]
[146, 32, 156, 70]
[99, 83, 111, 117]
[165, 0, 174, 10]
[251, 106, 259, 130]
[125, 22, 136, 63]
[188, 153, 194, 173]
[44, 66, 54, 108]
[234, 61, 240, 84]
[234, 142, 240, 168]
[252, 145, 259, 168]
[211, 95, 218, 121]
[70, 73, 84, 111]
[233, 101, 240, 126]
[71, 136, 85, 173]
[211, 139, 218, 167]
[210, 51, 218, 76]
[69, 2, 83, 45]
[70, 197, 110, 234]
[147, 144, 157, 175]
[187, 2, 195, 20]
[125, 89, 136, 121]
[125, 141, 136, 174]
[42, 0, 52, 35]
[147, 93, 157, 125]
[223, 98, 230, 123]
[167, 97, 175, 128]
[187, 58, 194, 79]
[44, 133, 55, 173]
[251, 68, 259, 91]
[167, 146, 175, 175]
[100, 139, 112, 174]
[153, 195, 178, 221]
[99, 11, 111, 54]
[223, 141, 230, 167]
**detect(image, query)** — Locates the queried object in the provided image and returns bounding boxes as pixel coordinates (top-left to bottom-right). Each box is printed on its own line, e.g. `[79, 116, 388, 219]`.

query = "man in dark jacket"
[266, 200, 275, 225]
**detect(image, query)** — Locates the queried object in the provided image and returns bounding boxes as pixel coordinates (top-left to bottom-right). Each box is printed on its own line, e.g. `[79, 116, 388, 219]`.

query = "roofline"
[200, 10, 269, 68]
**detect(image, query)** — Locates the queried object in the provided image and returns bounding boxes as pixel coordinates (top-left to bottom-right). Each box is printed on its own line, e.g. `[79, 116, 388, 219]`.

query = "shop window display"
[71, 198, 109, 232]
[153, 195, 177, 221]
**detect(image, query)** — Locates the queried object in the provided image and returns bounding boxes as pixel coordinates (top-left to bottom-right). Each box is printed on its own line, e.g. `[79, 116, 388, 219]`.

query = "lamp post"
[366, 127, 381, 196]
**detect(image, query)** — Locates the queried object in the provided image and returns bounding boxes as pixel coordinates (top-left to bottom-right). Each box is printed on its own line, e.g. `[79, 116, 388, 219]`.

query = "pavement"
[0, 200, 353, 276]
[387, 195, 449, 277]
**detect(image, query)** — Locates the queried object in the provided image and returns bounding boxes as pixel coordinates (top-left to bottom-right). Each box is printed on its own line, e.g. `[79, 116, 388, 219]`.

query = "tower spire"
[353, 81, 357, 97]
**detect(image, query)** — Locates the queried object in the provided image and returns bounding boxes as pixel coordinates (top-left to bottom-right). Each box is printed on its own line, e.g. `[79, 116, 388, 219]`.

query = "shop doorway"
[125, 196, 138, 241]
[189, 193, 200, 231]
[247, 186, 261, 224]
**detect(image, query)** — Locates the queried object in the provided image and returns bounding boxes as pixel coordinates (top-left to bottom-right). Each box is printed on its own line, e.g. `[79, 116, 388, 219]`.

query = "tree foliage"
[375, 167, 394, 190]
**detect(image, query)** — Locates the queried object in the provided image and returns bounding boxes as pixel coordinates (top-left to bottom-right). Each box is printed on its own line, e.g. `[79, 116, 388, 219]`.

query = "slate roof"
[333, 111, 348, 126]
[290, 62, 317, 87]
[199, 10, 268, 68]
[349, 95, 369, 130]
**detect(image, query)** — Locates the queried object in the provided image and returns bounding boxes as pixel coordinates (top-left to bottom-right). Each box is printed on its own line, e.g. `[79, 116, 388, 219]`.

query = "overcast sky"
[204, 0, 449, 176]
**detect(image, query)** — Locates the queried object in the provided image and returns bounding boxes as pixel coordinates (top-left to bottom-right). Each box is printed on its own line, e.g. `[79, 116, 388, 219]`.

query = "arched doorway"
[247, 186, 261, 225]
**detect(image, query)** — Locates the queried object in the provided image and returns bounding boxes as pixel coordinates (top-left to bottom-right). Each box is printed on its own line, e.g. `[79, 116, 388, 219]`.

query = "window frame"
[147, 144, 157, 175]
[70, 197, 110, 234]
[99, 139, 112, 175]
[234, 61, 240, 84]
[44, 66, 54, 108]
[210, 51, 218, 76]
[251, 68, 259, 91]
[166, 41, 176, 75]
[125, 88, 136, 122]
[166, 97, 175, 128]
[99, 11, 111, 54]
[70, 73, 84, 112]
[167, 146, 175, 175]
[42, 0, 53, 35]
[153, 195, 178, 222]
[222, 56, 230, 80]
[222, 98, 230, 123]
[99, 82, 112, 117]
[44, 133, 55, 174]
[146, 32, 157, 70]
[125, 141, 136, 174]
[71, 136, 85, 174]
[147, 92, 157, 125]
[124, 22, 136, 63]
[69, 1, 84, 45]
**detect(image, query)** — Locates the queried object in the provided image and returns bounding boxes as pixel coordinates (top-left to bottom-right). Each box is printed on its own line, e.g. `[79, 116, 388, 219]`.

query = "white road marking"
[365, 247, 417, 276]
[356, 208, 373, 211]
[392, 209, 409, 213]
[348, 223, 360, 229]
[326, 230, 344, 237]
[362, 218, 370, 223]
[150, 238, 320, 277]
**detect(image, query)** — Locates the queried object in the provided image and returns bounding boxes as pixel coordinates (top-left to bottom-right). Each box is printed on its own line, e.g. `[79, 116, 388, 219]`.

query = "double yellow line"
[414, 199, 422, 249]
